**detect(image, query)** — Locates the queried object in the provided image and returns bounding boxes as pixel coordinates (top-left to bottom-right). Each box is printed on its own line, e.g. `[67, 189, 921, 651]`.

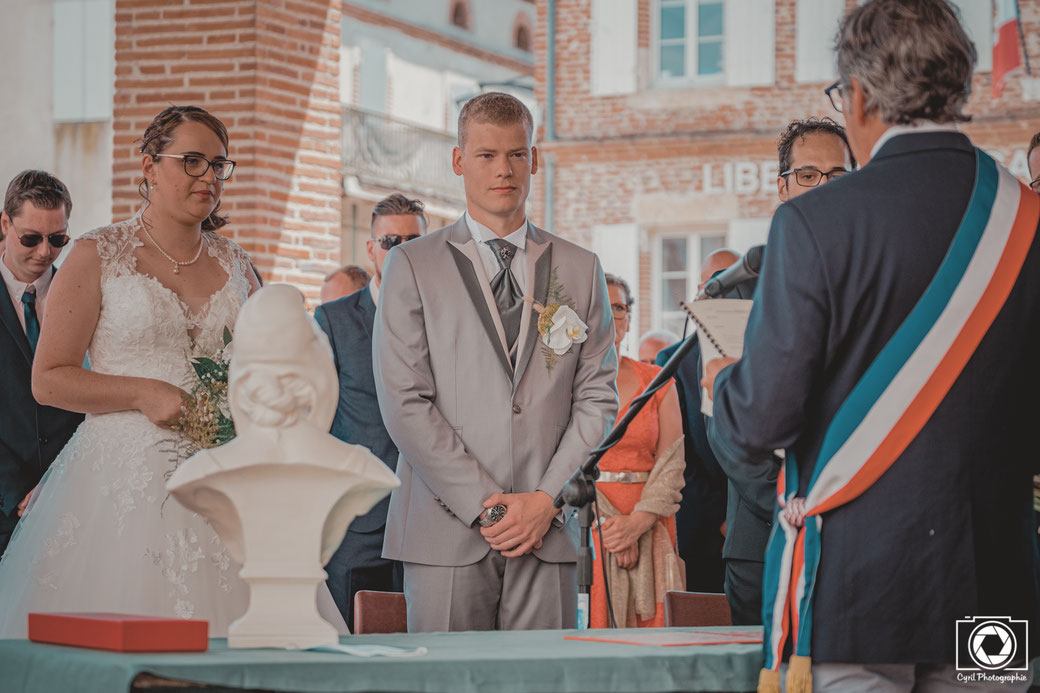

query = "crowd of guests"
[1, 0, 1040, 690]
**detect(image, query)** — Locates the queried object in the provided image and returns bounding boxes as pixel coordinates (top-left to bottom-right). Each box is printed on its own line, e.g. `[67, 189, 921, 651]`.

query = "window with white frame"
[656, 232, 727, 336]
[53, 0, 114, 122]
[656, 0, 725, 82]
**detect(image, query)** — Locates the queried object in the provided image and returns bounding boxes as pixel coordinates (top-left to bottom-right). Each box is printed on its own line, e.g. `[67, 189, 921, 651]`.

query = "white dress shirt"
[368, 276, 380, 306]
[0, 252, 53, 334]
[465, 212, 529, 295]
[870, 121, 960, 160]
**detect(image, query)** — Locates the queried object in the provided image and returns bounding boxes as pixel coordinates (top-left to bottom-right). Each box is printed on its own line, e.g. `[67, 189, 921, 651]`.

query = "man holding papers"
[704, 1, 1040, 691]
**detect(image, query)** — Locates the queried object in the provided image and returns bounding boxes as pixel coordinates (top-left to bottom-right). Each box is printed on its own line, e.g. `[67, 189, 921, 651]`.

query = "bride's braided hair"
[138, 105, 231, 231]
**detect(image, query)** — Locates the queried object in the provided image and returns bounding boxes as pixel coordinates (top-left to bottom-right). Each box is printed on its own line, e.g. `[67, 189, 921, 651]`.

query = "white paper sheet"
[683, 299, 753, 417]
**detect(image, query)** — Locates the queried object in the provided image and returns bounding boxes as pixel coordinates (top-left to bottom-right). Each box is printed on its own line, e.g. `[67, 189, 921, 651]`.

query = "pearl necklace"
[142, 224, 205, 274]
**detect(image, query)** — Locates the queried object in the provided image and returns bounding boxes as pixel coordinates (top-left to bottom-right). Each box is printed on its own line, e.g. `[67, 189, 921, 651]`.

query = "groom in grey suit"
[374, 92, 618, 632]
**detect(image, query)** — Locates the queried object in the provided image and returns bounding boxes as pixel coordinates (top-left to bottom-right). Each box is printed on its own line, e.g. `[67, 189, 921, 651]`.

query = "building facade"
[2, 0, 534, 303]
[0, 0, 115, 240]
[5, 0, 1036, 313]
[531, 0, 1040, 345]
[337, 0, 535, 271]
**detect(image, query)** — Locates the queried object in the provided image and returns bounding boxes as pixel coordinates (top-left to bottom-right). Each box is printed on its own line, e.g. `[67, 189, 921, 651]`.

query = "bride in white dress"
[0, 106, 341, 637]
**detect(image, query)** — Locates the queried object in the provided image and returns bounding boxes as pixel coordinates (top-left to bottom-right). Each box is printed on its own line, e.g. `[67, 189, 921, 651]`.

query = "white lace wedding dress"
[0, 218, 343, 638]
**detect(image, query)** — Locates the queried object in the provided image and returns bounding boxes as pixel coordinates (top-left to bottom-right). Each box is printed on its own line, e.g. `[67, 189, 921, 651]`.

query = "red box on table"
[27, 612, 208, 652]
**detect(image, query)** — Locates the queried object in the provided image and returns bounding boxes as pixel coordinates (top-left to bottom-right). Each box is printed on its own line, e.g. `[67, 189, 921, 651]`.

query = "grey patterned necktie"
[487, 238, 523, 352]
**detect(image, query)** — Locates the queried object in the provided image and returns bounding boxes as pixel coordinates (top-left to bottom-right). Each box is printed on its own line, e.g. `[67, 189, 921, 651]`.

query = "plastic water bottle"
[576, 593, 590, 630]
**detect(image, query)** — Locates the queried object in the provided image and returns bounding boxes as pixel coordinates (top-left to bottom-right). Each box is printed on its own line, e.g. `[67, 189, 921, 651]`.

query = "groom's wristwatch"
[479, 504, 507, 527]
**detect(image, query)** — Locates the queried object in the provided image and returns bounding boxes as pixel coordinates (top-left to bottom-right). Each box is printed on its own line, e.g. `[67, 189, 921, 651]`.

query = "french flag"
[992, 0, 1024, 98]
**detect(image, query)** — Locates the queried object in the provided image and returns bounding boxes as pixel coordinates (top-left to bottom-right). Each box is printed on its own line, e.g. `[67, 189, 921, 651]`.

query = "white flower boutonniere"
[542, 304, 588, 355]
[525, 267, 587, 372]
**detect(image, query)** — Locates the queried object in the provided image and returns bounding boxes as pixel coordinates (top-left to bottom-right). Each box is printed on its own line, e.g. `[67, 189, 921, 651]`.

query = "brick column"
[113, 0, 342, 301]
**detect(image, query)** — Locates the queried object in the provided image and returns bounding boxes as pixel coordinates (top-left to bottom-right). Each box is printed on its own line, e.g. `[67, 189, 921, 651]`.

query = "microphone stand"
[554, 323, 702, 628]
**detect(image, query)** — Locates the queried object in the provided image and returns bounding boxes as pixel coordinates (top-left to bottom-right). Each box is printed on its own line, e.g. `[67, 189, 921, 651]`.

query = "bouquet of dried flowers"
[167, 326, 236, 459]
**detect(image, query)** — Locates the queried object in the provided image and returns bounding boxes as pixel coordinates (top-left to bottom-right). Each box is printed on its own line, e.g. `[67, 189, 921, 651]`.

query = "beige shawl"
[595, 436, 686, 627]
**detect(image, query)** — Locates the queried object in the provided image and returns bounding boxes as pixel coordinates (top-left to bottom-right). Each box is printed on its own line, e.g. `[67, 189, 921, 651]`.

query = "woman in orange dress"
[590, 274, 685, 629]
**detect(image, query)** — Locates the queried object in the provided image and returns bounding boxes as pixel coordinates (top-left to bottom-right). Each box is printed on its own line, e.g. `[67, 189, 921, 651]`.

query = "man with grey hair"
[637, 329, 678, 364]
[704, 0, 1040, 690]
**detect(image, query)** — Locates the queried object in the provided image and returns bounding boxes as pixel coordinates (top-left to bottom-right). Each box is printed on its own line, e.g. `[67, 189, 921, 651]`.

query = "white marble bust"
[167, 284, 399, 648]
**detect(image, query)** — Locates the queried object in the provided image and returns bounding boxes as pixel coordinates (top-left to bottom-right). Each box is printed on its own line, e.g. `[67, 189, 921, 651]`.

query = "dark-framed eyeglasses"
[780, 167, 849, 188]
[153, 153, 236, 180]
[9, 222, 71, 248]
[1030, 176, 1040, 193]
[377, 234, 420, 250]
[824, 80, 845, 113]
[610, 302, 631, 318]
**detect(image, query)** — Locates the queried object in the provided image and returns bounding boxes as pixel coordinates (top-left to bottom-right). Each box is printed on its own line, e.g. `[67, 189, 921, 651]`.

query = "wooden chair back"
[663, 590, 733, 627]
[353, 590, 407, 634]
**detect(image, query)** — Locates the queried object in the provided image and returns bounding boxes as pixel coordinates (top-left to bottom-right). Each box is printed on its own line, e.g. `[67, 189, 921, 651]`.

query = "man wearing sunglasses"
[0, 170, 83, 558]
[314, 192, 426, 630]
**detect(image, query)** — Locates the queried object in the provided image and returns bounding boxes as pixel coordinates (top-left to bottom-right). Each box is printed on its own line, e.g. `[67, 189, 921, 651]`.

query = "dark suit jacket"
[718, 448, 777, 563]
[314, 286, 397, 533]
[697, 277, 780, 564]
[655, 339, 726, 590]
[0, 267, 83, 522]
[710, 131, 1040, 663]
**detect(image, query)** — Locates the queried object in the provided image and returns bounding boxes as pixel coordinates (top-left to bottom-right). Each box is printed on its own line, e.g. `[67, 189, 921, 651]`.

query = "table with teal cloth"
[0, 627, 764, 693]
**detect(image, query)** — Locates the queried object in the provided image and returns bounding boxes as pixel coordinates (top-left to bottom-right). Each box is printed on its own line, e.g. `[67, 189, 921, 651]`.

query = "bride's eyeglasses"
[9, 222, 71, 248]
[153, 153, 237, 181]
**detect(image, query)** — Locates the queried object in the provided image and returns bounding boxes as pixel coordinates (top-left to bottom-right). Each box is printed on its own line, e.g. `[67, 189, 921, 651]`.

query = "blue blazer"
[0, 267, 83, 521]
[710, 131, 1040, 663]
[314, 286, 398, 533]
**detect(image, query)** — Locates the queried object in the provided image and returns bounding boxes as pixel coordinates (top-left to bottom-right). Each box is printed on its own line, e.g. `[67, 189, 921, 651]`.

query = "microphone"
[697, 245, 765, 299]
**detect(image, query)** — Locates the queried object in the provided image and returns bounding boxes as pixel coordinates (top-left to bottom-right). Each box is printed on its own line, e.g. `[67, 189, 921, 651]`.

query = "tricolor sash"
[758, 149, 1040, 693]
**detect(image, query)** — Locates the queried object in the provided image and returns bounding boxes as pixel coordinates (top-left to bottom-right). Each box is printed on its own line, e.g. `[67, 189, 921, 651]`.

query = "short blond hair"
[457, 92, 534, 149]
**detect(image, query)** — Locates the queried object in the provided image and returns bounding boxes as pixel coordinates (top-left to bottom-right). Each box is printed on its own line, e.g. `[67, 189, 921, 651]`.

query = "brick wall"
[534, 0, 1040, 337]
[112, 0, 343, 302]
[540, 0, 1040, 142]
[341, 2, 533, 75]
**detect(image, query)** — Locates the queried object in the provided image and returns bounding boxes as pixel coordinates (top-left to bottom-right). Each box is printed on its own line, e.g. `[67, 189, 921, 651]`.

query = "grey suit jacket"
[373, 217, 618, 566]
[314, 286, 396, 533]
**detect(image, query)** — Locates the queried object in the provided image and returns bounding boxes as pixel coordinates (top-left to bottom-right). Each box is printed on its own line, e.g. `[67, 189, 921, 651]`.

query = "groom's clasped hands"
[479, 491, 557, 558]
